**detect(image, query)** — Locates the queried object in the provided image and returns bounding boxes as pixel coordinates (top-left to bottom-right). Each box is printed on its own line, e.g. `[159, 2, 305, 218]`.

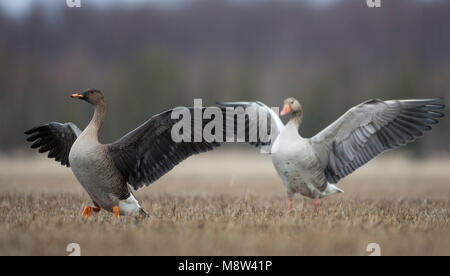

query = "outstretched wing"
[25, 122, 82, 167]
[217, 101, 284, 153]
[108, 103, 282, 190]
[311, 98, 445, 184]
[108, 107, 225, 190]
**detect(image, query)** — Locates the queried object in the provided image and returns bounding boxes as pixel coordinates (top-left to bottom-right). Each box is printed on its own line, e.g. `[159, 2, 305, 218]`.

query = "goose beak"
[280, 104, 291, 116]
[71, 93, 85, 99]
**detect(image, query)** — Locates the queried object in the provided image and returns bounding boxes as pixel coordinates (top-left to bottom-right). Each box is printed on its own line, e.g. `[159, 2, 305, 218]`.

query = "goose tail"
[319, 183, 344, 199]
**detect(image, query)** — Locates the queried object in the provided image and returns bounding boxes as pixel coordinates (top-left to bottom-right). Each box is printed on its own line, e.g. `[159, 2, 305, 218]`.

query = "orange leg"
[113, 206, 119, 218]
[287, 198, 293, 213]
[313, 198, 320, 216]
[92, 206, 101, 213]
[82, 205, 92, 217]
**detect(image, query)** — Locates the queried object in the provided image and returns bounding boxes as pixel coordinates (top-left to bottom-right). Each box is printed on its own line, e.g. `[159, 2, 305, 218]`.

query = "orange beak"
[280, 104, 291, 116]
[71, 93, 84, 99]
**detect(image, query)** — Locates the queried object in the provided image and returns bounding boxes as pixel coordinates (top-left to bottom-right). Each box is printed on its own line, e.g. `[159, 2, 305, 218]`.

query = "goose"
[218, 97, 445, 215]
[25, 89, 233, 217]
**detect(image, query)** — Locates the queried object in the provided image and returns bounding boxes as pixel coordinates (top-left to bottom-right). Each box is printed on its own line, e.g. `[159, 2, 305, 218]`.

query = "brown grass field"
[0, 150, 449, 256]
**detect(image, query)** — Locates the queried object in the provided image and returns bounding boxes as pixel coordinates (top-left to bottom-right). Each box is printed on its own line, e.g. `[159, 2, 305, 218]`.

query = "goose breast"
[272, 134, 327, 198]
[69, 137, 125, 210]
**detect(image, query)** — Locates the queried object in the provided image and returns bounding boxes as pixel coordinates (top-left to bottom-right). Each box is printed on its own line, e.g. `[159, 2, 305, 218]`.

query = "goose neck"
[85, 101, 106, 140]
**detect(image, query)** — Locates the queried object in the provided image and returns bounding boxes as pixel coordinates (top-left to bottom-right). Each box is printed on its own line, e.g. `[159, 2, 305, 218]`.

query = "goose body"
[69, 134, 141, 214]
[69, 136, 112, 208]
[272, 123, 333, 200]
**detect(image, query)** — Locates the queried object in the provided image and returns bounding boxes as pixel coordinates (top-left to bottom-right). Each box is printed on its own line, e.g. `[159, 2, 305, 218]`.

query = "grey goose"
[25, 89, 239, 217]
[218, 97, 445, 215]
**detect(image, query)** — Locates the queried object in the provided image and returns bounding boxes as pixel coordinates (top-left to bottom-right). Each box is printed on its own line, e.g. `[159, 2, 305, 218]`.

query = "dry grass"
[0, 150, 449, 256]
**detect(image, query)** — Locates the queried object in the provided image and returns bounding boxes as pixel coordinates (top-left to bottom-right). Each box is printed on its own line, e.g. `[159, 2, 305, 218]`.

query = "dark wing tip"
[24, 127, 37, 135]
[24, 125, 49, 135]
[26, 135, 38, 142]
[426, 97, 443, 103]
[420, 98, 443, 104]
[425, 104, 445, 110]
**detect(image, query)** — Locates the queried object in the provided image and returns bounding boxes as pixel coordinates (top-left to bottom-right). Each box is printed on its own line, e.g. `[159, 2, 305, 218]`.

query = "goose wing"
[109, 102, 282, 190]
[108, 107, 228, 190]
[24, 122, 82, 167]
[217, 101, 284, 153]
[310, 98, 445, 184]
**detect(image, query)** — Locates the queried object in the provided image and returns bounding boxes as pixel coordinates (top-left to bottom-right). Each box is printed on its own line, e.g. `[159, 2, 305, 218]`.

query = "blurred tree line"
[0, 0, 448, 155]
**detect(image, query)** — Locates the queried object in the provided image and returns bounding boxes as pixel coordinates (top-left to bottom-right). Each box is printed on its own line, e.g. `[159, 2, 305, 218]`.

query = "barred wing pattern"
[311, 98, 445, 184]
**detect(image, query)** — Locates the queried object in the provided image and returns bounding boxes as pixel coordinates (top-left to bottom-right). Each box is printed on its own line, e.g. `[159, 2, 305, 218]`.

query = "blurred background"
[0, 0, 449, 256]
[0, 0, 449, 155]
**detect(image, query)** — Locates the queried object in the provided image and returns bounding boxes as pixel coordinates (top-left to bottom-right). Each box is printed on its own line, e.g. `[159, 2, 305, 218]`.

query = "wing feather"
[108, 108, 223, 190]
[311, 98, 445, 183]
[109, 102, 284, 190]
[25, 122, 81, 167]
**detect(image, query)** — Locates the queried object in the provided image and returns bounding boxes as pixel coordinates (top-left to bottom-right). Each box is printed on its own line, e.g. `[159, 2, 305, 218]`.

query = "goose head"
[280, 97, 302, 117]
[71, 89, 105, 106]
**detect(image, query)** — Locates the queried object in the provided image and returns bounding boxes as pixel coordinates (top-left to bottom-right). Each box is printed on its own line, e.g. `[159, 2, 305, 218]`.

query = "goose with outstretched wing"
[25, 89, 239, 217]
[218, 97, 445, 215]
